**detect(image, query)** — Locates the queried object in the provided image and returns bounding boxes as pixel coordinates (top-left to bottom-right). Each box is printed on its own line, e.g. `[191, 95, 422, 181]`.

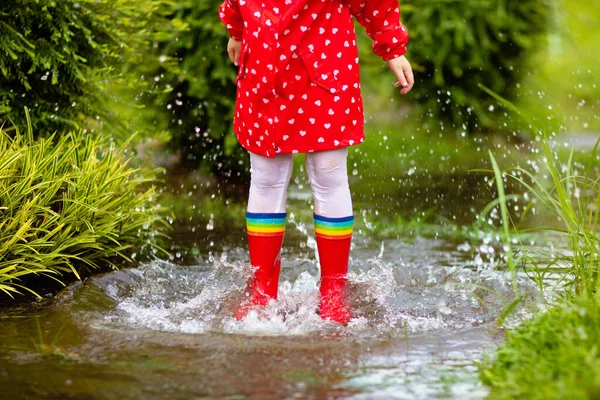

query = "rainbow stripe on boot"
[314, 214, 354, 240]
[246, 212, 287, 237]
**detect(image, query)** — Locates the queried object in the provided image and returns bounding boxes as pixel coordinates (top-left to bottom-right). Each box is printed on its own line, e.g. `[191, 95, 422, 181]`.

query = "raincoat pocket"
[298, 45, 341, 94]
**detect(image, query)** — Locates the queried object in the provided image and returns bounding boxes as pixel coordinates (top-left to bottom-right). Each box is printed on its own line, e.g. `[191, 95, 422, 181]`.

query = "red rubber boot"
[235, 212, 286, 320]
[314, 214, 353, 325]
[265, 256, 281, 299]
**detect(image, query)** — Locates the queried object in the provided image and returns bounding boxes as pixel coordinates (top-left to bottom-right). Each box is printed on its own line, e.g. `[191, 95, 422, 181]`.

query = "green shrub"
[358, 0, 549, 131]
[138, 0, 247, 179]
[0, 116, 168, 297]
[0, 0, 170, 136]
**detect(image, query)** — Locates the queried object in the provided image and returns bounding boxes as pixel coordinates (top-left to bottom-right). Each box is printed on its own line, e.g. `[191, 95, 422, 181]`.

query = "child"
[219, 0, 414, 324]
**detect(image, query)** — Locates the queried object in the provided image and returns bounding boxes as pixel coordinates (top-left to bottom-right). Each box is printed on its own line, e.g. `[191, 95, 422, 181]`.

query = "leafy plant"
[0, 0, 172, 136]
[0, 113, 169, 298]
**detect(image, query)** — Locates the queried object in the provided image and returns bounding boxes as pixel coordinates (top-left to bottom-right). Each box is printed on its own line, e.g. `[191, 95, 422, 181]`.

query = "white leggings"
[247, 148, 353, 217]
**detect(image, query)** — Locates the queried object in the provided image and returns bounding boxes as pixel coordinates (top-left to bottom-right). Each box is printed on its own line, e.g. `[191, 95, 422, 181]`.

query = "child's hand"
[227, 38, 242, 66]
[388, 56, 414, 95]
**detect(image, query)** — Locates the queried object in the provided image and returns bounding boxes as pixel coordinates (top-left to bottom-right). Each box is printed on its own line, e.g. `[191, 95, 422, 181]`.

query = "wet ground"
[0, 184, 543, 399]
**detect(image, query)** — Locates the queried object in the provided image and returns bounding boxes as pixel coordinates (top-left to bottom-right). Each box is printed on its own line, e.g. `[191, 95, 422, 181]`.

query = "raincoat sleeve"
[219, 0, 244, 41]
[346, 0, 409, 61]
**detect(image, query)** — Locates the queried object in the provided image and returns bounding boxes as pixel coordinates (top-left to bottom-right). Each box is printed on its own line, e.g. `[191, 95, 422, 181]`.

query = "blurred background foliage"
[358, 0, 550, 131]
[133, 0, 248, 180]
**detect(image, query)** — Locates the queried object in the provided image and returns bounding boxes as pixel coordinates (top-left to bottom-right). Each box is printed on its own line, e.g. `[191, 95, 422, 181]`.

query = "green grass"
[480, 292, 600, 399]
[482, 86, 600, 295]
[477, 89, 600, 398]
[0, 113, 169, 298]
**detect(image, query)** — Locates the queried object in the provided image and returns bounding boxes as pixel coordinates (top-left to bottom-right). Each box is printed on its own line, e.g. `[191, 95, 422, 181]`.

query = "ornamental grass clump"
[0, 118, 168, 298]
[482, 86, 600, 295]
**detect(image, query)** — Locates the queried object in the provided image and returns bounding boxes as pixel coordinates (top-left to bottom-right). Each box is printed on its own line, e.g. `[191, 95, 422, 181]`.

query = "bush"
[138, 0, 248, 179]
[0, 0, 169, 136]
[0, 116, 168, 297]
[358, 0, 549, 132]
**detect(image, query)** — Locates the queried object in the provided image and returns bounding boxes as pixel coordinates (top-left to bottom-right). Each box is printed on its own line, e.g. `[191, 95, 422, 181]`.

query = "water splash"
[99, 237, 537, 341]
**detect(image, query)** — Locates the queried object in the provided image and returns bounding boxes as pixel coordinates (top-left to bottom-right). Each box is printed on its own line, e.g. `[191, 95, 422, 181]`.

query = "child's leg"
[247, 152, 294, 214]
[237, 153, 293, 319]
[305, 148, 353, 324]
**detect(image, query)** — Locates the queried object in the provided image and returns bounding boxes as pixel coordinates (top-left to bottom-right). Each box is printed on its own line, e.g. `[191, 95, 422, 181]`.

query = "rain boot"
[314, 214, 353, 325]
[235, 212, 286, 320]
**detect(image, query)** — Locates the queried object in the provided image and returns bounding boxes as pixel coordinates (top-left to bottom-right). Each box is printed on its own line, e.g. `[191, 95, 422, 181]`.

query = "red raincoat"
[219, 0, 408, 158]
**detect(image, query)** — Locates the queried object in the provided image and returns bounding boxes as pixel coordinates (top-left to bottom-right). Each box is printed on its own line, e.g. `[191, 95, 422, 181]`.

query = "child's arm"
[219, 0, 243, 41]
[219, 0, 244, 66]
[347, 0, 408, 60]
[347, 0, 414, 94]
